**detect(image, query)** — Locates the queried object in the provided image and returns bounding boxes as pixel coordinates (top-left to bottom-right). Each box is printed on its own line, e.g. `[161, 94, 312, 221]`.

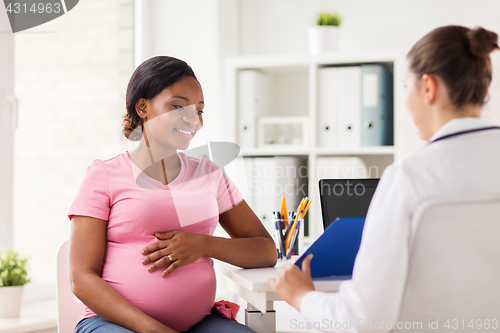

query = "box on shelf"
[257, 116, 308, 149]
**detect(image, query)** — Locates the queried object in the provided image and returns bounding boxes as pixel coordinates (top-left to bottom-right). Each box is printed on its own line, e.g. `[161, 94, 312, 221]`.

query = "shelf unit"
[225, 50, 410, 243]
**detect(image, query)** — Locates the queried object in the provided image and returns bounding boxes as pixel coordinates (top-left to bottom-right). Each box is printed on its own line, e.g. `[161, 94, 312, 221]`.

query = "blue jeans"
[185, 312, 255, 333]
[75, 312, 256, 333]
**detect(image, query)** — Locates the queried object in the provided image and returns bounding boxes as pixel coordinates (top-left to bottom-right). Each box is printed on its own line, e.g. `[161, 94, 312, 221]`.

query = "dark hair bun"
[467, 27, 500, 58]
[122, 114, 142, 141]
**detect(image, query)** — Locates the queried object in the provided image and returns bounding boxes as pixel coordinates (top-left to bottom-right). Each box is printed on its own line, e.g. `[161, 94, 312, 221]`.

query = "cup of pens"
[273, 196, 311, 260]
[273, 216, 303, 259]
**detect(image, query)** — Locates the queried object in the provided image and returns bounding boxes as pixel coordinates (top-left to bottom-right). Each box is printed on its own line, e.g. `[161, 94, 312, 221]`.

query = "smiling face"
[137, 76, 204, 152]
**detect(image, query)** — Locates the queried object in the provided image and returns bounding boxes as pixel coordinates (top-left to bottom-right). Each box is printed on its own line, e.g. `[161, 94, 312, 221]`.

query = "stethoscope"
[429, 126, 500, 144]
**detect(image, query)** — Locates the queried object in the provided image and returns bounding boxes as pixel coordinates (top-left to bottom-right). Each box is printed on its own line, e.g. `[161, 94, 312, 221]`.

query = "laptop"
[293, 179, 380, 277]
[319, 178, 380, 230]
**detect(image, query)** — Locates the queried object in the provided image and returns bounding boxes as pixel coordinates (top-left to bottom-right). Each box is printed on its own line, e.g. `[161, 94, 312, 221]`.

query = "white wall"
[0, 3, 15, 248]
[241, 0, 500, 55]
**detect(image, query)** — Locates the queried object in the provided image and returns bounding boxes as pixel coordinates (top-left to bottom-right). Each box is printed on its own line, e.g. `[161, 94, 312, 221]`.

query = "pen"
[286, 218, 301, 259]
[284, 217, 294, 240]
[274, 220, 284, 259]
[278, 219, 287, 258]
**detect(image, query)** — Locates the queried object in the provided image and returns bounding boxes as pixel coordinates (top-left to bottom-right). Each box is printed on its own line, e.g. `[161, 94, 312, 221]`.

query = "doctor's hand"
[268, 254, 315, 311]
[141, 230, 208, 277]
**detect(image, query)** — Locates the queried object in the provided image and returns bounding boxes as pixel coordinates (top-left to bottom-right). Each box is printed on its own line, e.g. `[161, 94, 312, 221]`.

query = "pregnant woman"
[68, 56, 277, 332]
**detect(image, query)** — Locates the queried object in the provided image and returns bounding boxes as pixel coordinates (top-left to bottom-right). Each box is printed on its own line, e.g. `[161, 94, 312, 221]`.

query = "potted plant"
[309, 11, 342, 54]
[0, 247, 31, 318]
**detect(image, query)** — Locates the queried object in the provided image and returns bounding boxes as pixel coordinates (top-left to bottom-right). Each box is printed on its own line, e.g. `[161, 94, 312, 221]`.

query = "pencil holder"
[272, 218, 303, 259]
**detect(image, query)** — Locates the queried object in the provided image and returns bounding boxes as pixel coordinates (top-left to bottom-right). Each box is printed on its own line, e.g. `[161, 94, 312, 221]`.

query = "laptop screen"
[319, 179, 380, 230]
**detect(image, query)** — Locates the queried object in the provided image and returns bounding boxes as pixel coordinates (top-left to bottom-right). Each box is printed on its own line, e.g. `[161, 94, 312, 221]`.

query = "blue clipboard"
[294, 218, 365, 278]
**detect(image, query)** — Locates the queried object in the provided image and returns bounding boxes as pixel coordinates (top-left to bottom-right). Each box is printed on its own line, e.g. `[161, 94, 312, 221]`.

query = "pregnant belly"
[102, 243, 216, 332]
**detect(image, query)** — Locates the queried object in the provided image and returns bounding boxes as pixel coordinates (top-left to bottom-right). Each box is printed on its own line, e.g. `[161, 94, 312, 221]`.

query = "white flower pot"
[0, 285, 24, 318]
[308, 26, 340, 54]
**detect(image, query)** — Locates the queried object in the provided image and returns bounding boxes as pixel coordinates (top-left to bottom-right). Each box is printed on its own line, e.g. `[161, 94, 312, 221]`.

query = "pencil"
[281, 195, 288, 229]
[301, 200, 312, 219]
[285, 198, 306, 249]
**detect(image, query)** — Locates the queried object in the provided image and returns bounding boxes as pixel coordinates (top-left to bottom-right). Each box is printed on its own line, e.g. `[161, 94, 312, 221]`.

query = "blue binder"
[361, 64, 394, 146]
[294, 218, 365, 278]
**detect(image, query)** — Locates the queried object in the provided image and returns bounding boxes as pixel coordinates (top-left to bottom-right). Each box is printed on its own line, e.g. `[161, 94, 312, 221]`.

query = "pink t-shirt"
[68, 152, 243, 332]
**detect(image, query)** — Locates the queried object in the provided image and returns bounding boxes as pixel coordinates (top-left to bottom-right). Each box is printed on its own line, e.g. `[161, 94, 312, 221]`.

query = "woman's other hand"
[268, 254, 315, 311]
[141, 231, 208, 277]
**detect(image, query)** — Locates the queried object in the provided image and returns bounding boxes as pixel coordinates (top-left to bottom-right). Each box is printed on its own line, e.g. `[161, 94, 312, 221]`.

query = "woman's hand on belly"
[141, 231, 209, 277]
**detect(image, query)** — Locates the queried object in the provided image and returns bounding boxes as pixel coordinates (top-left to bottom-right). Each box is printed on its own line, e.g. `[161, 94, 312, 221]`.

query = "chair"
[396, 195, 500, 331]
[56, 240, 85, 333]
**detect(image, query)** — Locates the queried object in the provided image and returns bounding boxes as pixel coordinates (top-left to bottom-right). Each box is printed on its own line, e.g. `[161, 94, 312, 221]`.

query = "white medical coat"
[300, 117, 500, 332]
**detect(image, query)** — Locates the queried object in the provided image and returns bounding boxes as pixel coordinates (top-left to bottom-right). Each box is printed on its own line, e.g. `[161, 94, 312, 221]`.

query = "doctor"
[268, 25, 500, 331]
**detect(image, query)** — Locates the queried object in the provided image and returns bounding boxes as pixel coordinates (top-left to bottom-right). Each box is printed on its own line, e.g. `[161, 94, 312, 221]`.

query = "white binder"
[317, 67, 339, 148]
[338, 66, 362, 150]
[237, 70, 270, 149]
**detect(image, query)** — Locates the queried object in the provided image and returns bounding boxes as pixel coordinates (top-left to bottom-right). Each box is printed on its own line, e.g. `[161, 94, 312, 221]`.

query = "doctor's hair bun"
[123, 56, 198, 141]
[467, 27, 499, 58]
[407, 25, 499, 108]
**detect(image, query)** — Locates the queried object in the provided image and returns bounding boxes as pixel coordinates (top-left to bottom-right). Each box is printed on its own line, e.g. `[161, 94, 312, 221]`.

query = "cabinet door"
[0, 5, 15, 247]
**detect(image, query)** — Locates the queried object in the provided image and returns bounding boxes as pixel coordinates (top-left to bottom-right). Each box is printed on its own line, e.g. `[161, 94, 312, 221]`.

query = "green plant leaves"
[316, 11, 342, 27]
[0, 247, 30, 287]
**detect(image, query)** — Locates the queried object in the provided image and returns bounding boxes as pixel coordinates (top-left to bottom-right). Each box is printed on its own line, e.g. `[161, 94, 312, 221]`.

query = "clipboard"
[294, 218, 365, 278]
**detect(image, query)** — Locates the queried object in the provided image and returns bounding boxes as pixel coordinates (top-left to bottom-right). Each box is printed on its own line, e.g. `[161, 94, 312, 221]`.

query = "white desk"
[215, 261, 348, 333]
